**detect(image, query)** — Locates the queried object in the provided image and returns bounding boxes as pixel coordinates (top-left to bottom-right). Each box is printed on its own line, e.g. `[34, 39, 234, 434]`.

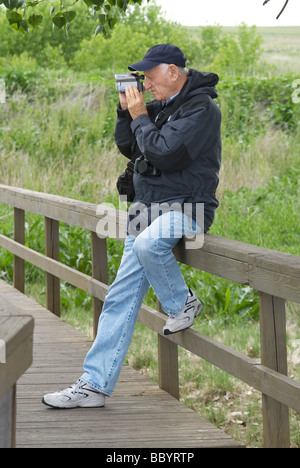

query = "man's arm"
[114, 99, 134, 159]
[114, 86, 148, 159]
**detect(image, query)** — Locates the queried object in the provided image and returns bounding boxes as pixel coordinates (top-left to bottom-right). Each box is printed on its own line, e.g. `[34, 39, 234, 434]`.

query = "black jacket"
[114, 69, 222, 233]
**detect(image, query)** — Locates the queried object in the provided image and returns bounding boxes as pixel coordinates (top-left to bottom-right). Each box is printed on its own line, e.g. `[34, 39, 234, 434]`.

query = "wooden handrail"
[0, 312, 34, 448]
[0, 184, 299, 448]
[0, 184, 299, 300]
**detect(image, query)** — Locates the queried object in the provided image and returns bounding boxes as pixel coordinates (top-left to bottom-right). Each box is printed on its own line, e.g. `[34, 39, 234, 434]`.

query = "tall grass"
[0, 81, 123, 201]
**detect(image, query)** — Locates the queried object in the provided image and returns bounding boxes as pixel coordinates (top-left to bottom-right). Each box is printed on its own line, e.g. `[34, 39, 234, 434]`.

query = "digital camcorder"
[115, 73, 144, 93]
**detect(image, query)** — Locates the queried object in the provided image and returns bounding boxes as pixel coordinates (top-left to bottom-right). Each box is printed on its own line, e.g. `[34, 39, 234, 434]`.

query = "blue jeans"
[81, 211, 201, 397]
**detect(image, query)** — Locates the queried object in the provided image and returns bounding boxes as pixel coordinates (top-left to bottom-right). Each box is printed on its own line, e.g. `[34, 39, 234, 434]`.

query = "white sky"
[154, 0, 300, 26]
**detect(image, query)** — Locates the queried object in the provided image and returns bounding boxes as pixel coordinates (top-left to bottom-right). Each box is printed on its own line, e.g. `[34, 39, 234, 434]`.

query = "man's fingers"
[126, 85, 141, 100]
[125, 85, 147, 120]
[125, 85, 135, 97]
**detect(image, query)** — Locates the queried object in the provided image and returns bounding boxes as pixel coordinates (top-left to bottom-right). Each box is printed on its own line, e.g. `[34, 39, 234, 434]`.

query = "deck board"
[0, 280, 243, 448]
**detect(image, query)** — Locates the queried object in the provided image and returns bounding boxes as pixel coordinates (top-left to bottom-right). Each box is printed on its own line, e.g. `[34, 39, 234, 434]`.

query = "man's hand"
[119, 92, 129, 110]
[125, 85, 148, 120]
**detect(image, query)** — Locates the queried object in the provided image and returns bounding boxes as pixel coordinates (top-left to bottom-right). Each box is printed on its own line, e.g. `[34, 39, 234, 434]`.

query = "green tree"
[210, 24, 263, 76]
[0, 0, 150, 36]
[0, 2, 96, 64]
[72, 2, 201, 71]
[196, 25, 223, 68]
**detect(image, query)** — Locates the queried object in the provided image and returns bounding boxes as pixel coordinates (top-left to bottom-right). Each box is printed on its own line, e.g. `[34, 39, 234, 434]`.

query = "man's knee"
[133, 235, 157, 265]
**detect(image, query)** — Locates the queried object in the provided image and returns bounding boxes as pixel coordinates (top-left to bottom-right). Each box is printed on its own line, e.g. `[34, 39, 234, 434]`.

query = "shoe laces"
[62, 380, 83, 395]
[73, 380, 85, 393]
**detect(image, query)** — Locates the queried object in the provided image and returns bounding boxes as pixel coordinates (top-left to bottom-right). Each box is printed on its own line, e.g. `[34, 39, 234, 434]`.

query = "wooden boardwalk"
[0, 280, 242, 448]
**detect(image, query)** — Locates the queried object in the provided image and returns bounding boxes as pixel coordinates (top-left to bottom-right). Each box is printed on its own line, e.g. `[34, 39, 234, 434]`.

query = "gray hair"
[160, 63, 188, 76]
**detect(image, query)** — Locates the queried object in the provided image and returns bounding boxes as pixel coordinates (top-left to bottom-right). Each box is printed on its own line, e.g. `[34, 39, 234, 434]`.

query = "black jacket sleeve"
[114, 105, 134, 160]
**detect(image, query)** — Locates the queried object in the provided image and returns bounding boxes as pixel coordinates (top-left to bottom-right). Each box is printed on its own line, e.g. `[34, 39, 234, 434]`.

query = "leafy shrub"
[72, 2, 201, 71]
[195, 23, 266, 77]
[212, 24, 264, 76]
[211, 164, 300, 255]
[218, 74, 300, 148]
[0, 1, 95, 65]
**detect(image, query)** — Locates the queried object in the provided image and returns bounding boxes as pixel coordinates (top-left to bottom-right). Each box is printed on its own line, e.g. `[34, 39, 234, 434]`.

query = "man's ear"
[169, 64, 179, 81]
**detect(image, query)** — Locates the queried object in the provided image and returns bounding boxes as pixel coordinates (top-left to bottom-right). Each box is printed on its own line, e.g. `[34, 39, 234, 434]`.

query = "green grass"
[189, 25, 300, 75]
[258, 26, 300, 75]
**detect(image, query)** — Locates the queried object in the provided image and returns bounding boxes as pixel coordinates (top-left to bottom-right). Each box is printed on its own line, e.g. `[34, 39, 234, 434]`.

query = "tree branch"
[276, 0, 289, 19]
[263, 0, 290, 19]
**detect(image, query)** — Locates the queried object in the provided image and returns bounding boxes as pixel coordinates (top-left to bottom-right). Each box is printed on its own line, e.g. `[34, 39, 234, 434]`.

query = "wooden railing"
[0, 184, 299, 448]
[0, 307, 34, 448]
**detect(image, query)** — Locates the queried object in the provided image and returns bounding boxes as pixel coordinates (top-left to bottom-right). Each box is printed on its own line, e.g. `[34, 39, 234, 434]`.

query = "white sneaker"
[42, 380, 105, 409]
[163, 289, 202, 335]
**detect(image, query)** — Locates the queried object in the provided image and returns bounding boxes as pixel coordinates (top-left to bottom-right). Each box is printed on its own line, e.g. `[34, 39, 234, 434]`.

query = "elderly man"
[42, 44, 221, 409]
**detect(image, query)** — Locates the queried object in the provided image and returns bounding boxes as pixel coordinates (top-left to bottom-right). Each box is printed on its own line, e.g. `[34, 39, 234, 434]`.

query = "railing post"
[13, 208, 25, 293]
[259, 292, 290, 448]
[91, 232, 108, 339]
[0, 311, 34, 449]
[0, 385, 16, 448]
[157, 300, 179, 400]
[45, 218, 60, 317]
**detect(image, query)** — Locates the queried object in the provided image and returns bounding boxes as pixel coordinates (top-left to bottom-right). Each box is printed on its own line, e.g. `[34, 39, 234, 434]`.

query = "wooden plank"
[157, 300, 179, 400]
[91, 233, 108, 338]
[158, 335, 179, 400]
[13, 208, 25, 293]
[259, 293, 290, 448]
[0, 315, 34, 399]
[0, 234, 109, 302]
[174, 242, 249, 284]
[2, 230, 300, 325]
[0, 300, 34, 448]
[198, 234, 300, 279]
[45, 218, 60, 317]
[249, 265, 300, 303]
[175, 240, 300, 302]
[0, 184, 128, 240]
[0, 386, 15, 448]
[252, 365, 300, 414]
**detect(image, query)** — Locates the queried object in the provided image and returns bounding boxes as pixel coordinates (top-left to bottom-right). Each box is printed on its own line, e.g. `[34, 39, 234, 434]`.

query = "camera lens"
[137, 159, 151, 175]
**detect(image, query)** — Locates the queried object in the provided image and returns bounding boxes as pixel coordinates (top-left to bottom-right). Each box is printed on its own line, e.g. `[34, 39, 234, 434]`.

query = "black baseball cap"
[128, 44, 187, 71]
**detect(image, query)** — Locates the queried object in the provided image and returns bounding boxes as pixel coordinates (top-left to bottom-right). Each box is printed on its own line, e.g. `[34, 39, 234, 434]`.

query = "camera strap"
[153, 80, 189, 130]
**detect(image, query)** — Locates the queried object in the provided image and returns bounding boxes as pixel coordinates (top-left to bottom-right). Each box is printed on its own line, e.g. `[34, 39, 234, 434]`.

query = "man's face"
[144, 65, 175, 102]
